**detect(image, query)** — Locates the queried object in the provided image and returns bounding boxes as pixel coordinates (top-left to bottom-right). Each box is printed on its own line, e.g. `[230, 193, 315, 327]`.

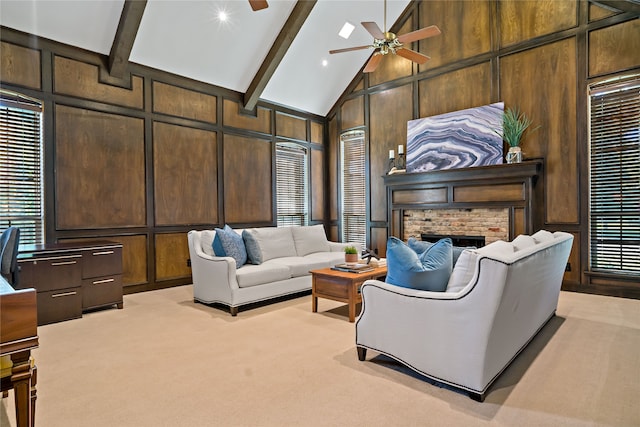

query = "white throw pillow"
[476, 240, 515, 257]
[512, 234, 536, 251]
[532, 230, 554, 244]
[200, 230, 216, 257]
[291, 225, 330, 256]
[446, 249, 478, 293]
[245, 227, 297, 262]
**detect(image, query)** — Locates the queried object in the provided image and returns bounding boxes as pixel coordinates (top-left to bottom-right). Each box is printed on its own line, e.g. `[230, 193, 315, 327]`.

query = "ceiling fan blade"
[249, 0, 268, 11]
[396, 25, 441, 44]
[361, 21, 385, 39]
[363, 53, 383, 73]
[329, 45, 372, 54]
[396, 48, 431, 65]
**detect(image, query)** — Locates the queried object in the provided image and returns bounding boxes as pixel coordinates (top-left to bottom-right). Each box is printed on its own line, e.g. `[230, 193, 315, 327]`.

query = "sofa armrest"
[188, 231, 239, 304]
[329, 241, 364, 253]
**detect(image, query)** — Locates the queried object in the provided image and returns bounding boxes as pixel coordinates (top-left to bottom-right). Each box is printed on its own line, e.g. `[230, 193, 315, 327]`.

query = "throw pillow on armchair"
[386, 237, 453, 292]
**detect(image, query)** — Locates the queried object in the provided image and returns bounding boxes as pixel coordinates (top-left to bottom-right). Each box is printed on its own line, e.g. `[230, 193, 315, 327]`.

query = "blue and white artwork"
[406, 102, 504, 173]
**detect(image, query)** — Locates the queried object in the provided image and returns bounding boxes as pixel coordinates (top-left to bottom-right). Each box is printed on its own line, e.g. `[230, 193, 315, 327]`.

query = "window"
[589, 75, 639, 275]
[276, 142, 308, 227]
[340, 130, 366, 248]
[0, 91, 44, 247]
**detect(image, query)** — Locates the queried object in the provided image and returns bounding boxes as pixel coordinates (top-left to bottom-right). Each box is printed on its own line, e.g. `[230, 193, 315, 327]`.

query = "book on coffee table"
[331, 263, 375, 273]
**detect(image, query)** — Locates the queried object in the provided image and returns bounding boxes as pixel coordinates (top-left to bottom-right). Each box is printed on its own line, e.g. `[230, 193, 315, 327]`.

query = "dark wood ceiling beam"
[243, 0, 317, 112]
[590, 0, 640, 15]
[108, 0, 147, 78]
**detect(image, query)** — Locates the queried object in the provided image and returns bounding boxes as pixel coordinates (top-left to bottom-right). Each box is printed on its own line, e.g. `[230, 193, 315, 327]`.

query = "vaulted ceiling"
[0, 0, 413, 116]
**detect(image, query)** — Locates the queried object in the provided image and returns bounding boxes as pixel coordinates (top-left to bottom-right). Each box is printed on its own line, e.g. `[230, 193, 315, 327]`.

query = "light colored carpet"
[2, 286, 639, 427]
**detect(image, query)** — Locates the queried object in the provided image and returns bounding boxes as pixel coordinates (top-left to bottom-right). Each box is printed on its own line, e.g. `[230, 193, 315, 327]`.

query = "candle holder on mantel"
[388, 157, 396, 174]
[395, 152, 406, 170]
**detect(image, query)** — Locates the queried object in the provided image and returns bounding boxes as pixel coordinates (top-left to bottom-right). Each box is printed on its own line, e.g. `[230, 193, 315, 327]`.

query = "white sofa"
[355, 230, 574, 401]
[188, 225, 359, 315]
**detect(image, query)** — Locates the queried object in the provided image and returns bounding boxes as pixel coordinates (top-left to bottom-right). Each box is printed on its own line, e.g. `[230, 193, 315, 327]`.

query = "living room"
[1, 0, 639, 426]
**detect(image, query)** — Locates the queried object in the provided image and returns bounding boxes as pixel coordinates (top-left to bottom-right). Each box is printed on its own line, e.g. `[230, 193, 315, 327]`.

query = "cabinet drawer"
[37, 287, 82, 325]
[18, 255, 82, 292]
[83, 247, 122, 279]
[82, 274, 123, 310]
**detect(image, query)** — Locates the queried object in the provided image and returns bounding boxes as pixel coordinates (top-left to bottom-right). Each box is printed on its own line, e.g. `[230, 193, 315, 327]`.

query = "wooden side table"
[310, 266, 387, 322]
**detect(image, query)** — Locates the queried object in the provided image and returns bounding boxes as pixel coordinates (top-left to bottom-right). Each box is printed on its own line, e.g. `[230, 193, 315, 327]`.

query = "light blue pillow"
[407, 237, 474, 266]
[386, 237, 453, 292]
[212, 225, 231, 257]
[242, 230, 262, 265]
[214, 225, 247, 268]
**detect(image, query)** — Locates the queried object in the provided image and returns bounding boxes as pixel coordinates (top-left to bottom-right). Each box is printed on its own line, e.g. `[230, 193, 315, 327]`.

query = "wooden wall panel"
[54, 56, 143, 109]
[564, 232, 580, 285]
[223, 134, 272, 223]
[153, 122, 218, 226]
[418, 0, 491, 70]
[340, 96, 364, 130]
[55, 105, 146, 229]
[153, 82, 216, 123]
[589, 3, 618, 21]
[499, 0, 577, 47]
[500, 38, 578, 224]
[369, 19, 414, 87]
[329, 225, 339, 242]
[370, 227, 388, 258]
[311, 148, 325, 221]
[59, 234, 148, 286]
[310, 121, 323, 144]
[589, 20, 640, 77]
[276, 112, 306, 140]
[328, 116, 339, 222]
[222, 99, 271, 133]
[155, 233, 191, 281]
[419, 62, 492, 118]
[0, 41, 41, 89]
[370, 84, 413, 222]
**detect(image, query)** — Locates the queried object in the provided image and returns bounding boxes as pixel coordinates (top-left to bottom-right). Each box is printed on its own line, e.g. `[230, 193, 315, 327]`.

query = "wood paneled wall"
[0, 28, 325, 294]
[327, 0, 640, 297]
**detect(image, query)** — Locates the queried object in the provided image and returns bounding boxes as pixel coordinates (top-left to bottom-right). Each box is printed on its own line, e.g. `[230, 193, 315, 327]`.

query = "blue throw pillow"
[386, 237, 453, 292]
[212, 225, 231, 256]
[214, 225, 247, 268]
[408, 237, 474, 266]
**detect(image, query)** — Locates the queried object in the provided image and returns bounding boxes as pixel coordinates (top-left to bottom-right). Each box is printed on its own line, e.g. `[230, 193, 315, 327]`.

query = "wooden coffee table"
[310, 266, 387, 322]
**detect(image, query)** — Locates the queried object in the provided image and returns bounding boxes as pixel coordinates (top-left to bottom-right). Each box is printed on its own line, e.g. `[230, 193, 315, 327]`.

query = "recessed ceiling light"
[218, 11, 228, 21]
[339, 21, 355, 39]
[322, 59, 328, 67]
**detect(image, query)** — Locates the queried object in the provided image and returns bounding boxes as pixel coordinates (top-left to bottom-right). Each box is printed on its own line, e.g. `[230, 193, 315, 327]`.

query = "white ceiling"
[0, 0, 411, 116]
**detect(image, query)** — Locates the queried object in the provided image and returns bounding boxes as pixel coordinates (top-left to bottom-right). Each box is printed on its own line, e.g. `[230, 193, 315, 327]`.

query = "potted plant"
[344, 245, 359, 264]
[497, 107, 539, 163]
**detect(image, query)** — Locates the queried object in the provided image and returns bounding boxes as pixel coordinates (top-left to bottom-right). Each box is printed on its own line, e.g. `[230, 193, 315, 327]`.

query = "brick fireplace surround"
[383, 160, 544, 245]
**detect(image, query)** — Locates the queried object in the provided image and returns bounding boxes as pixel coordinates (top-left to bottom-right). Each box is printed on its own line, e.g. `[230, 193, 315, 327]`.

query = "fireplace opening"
[421, 233, 486, 248]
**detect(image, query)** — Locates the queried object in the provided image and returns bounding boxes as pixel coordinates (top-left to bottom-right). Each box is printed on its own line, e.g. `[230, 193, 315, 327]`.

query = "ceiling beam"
[243, 0, 317, 112]
[108, 0, 147, 79]
[590, 0, 640, 15]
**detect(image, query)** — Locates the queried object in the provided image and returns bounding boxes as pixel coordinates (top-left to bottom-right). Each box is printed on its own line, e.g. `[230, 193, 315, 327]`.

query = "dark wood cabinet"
[17, 242, 123, 325]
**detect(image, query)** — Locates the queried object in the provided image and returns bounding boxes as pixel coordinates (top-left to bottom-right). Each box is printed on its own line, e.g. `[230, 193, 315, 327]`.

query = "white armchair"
[355, 231, 573, 401]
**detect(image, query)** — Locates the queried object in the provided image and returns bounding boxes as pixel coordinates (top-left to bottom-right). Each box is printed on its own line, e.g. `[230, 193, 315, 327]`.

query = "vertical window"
[276, 142, 308, 227]
[0, 91, 44, 247]
[589, 75, 639, 275]
[340, 130, 366, 248]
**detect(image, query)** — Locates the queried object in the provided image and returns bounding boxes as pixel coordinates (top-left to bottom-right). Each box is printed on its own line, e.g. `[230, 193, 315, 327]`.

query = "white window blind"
[0, 93, 44, 247]
[276, 142, 308, 227]
[340, 130, 366, 249]
[589, 75, 640, 275]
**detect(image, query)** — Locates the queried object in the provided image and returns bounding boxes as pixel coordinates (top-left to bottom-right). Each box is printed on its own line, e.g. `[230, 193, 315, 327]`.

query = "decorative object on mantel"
[406, 103, 504, 173]
[388, 147, 407, 174]
[344, 245, 359, 264]
[497, 107, 539, 164]
[395, 144, 406, 169]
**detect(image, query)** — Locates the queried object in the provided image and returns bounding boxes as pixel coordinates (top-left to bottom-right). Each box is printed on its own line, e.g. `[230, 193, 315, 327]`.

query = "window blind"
[589, 75, 640, 275]
[0, 94, 44, 247]
[276, 142, 308, 227]
[340, 130, 366, 249]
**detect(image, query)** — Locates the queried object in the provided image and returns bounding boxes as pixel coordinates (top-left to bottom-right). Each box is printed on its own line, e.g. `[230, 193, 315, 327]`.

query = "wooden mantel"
[384, 160, 544, 240]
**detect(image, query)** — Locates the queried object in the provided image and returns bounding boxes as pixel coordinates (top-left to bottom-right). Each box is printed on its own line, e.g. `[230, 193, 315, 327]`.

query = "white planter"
[506, 146, 522, 163]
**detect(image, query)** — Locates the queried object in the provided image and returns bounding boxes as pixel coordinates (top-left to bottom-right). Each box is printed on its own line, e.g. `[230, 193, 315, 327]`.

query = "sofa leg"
[357, 346, 367, 361]
[469, 391, 485, 402]
[229, 306, 238, 316]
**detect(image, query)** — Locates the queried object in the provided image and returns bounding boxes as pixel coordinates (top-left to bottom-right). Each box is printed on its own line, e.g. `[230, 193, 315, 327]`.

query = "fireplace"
[421, 233, 486, 248]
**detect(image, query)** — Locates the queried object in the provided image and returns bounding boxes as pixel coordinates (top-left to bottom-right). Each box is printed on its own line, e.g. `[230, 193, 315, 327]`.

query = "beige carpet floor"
[2, 285, 639, 427]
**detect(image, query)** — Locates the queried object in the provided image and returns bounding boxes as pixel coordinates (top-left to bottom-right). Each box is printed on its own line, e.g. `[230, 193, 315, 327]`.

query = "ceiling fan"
[329, 0, 441, 73]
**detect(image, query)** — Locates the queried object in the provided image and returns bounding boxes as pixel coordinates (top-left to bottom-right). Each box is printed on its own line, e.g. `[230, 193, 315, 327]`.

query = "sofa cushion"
[236, 264, 291, 288]
[214, 225, 247, 267]
[512, 235, 537, 251]
[268, 256, 329, 277]
[532, 230, 554, 244]
[291, 225, 330, 256]
[200, 230, 216, 257]
[243, 227, 297, 263]
[407, 237, 474, 266]
[386, 237, 453, 292]
[446, 250, 478, 293]
[303, 251, 346, 267]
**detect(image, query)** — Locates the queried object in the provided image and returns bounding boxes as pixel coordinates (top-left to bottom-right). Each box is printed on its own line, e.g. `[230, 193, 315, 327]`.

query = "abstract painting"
[406, 102, 504, 173]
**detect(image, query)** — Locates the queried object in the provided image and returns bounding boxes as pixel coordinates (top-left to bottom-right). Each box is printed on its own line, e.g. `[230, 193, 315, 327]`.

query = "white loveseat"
[355, 230, 573, 401]
[188, 225, 359, 315]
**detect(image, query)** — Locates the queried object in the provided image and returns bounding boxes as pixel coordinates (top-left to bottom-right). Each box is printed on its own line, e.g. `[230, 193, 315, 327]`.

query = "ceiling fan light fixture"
[339, 22, 355, 39]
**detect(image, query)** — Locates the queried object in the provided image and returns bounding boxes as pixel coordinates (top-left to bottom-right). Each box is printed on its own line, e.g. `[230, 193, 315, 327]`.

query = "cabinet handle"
[51, 261, 77, 266]
[92, 278, 115, 285]
[92, 251, 114, 256]
[52, 291, 77, 298]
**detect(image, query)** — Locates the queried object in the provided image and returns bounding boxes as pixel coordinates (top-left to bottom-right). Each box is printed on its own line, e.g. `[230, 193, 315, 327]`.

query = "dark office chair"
[0, 226, 20, 286]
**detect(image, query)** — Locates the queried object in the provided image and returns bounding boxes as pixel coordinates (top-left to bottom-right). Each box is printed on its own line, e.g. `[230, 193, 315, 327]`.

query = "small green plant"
[497, 107, 539, 147]
[344, 245, 358, 255]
